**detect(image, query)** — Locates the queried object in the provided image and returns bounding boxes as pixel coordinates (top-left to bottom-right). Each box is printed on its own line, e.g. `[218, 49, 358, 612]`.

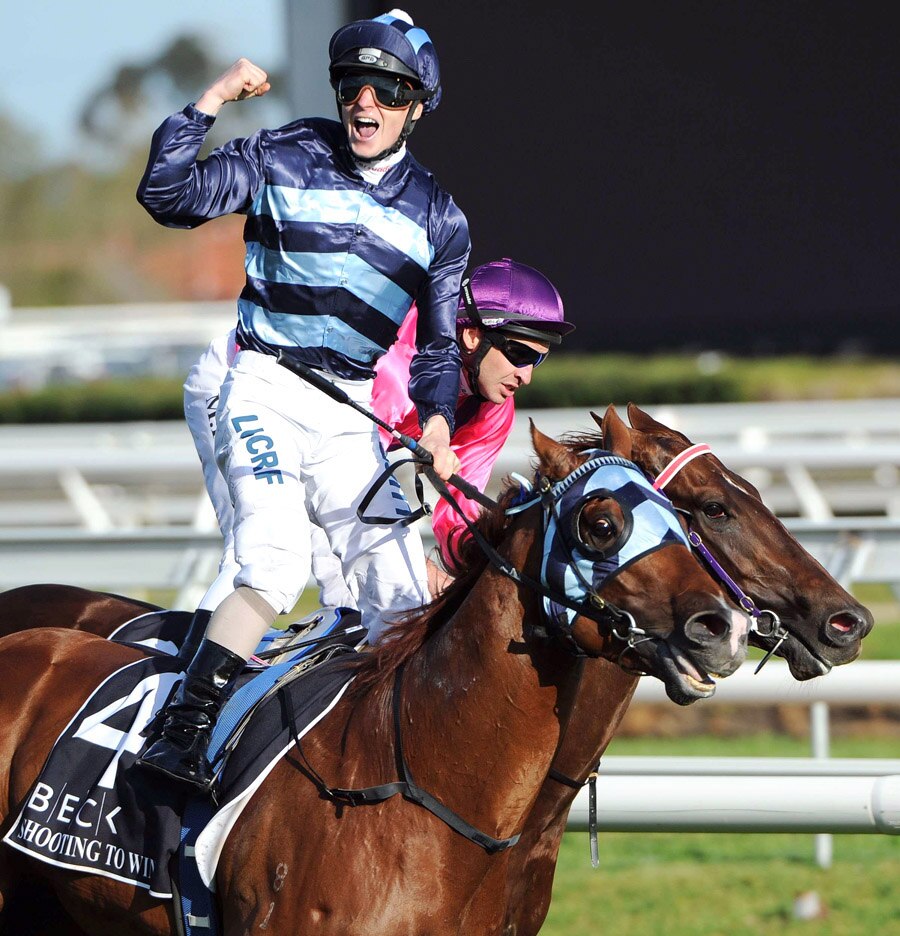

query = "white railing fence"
[4, 400, 900, 526]
[565, 660, 900, 866]
[2, 516, 899, 614]
[567, 774, 900, 835]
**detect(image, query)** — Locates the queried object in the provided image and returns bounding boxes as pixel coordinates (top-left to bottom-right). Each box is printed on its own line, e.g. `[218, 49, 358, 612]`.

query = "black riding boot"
[177, 608, 212, 666]
[138, 638, 245, 791]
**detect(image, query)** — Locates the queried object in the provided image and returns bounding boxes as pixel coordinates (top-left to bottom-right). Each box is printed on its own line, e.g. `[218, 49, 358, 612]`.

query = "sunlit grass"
[544, 834, 900, 935]
[540, 733, 900, 935]
[601, 733, 897, 759]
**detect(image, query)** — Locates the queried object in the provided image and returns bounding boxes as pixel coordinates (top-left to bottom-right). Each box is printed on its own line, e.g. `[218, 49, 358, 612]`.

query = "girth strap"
[547, 768, 583, 790]
[286, 663, 520, 855]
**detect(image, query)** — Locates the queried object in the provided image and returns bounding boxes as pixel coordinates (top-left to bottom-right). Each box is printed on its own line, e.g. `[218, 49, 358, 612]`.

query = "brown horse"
[492, 402, 875, 936]
[0, 584, 160, 636]
[0, 420, 747, 935]
[0, 404, 873, 935]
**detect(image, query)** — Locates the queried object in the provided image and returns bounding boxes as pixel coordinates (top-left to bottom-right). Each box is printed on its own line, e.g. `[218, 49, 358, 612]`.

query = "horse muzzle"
[628, 604, 749, 706]
[681, 606, 750, 674]
[773, 603, 875, 680]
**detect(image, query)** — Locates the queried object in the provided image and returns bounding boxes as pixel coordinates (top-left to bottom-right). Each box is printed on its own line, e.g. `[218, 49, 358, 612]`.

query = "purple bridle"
[652, 443, 790, 673]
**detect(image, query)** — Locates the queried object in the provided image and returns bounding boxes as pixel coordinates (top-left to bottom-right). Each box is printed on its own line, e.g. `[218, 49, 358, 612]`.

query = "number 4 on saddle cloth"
[2, 608, 365, 929]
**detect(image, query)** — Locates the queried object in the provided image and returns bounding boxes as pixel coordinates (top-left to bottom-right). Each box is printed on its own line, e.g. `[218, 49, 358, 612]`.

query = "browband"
[652, 443, 712, 490]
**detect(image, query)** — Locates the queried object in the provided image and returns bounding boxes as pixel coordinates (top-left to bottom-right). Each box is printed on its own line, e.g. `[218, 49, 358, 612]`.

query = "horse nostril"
[685, 612, 729, 643]
[824, 609, 871, 645]
[829, 613, 856, 635]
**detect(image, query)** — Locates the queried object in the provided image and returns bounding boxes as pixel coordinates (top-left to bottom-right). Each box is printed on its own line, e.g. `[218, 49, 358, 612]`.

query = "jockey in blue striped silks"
[136, 9, 470, 792]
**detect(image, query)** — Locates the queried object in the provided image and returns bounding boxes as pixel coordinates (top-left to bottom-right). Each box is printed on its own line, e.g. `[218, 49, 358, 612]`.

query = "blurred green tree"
[0, 113, 42, 181]
[78, 34, 287, 158]
[0, 34, 288, 307]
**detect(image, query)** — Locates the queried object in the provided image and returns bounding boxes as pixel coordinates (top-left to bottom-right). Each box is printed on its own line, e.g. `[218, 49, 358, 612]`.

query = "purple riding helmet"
[457, 257, 575, 385]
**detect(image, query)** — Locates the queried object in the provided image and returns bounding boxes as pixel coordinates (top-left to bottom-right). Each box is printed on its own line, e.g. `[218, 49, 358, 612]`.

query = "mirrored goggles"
[333, 73, 422, 110]
[485, 332, 549, 369]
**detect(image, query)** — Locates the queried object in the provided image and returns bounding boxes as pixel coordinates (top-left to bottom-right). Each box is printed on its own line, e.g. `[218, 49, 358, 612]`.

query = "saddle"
[3, 608, 366, 923]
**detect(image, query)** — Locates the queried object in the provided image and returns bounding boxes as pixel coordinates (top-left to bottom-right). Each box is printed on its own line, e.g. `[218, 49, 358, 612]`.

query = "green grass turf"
[539, 733, 900, 935]
[542, 833, 900, 935]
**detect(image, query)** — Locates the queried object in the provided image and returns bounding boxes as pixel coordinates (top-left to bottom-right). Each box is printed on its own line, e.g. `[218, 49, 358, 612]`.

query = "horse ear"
[626, 402, 668, 434]
[531, 420, 581, 480]
[599, 405, 633, 459]
[626, 403, 694, 449]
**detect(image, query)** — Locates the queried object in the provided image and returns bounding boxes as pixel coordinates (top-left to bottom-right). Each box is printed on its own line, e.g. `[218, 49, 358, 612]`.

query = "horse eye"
[703, 502, 727, 519]
[581, 516, 614, 546]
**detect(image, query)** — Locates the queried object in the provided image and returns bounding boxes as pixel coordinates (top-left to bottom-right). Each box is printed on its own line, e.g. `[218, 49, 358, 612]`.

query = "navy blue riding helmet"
[328, 9, 441, 160]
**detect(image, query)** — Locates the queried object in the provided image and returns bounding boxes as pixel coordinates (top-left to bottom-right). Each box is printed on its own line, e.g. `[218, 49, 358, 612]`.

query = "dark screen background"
[382, 1, 899, 353]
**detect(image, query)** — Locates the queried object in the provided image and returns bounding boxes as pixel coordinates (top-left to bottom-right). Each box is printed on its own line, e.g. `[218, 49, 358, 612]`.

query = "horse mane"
[560, 429, 605, 455]
[346, 481, 522, 698]
[562, 426, 683, 464]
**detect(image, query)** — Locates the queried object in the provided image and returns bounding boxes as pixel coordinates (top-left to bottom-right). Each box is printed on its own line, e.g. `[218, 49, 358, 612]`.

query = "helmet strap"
[459, 329, 491, 401]
[460, 277, 486, 327]
[459, 282, 490, 398]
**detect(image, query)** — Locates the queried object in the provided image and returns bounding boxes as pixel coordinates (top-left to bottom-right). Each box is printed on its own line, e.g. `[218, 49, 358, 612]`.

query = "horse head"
[596, 403, 873, 679]
[526, 418, 749, 705]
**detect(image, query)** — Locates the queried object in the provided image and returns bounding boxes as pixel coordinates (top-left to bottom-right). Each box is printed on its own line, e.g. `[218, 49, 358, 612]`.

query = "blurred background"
[2, 0, 899, 390]
[1, 2, 899, 933]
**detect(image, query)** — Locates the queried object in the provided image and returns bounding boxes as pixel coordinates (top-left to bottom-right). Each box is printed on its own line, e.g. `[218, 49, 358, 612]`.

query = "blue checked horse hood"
[535, 451, 691, 630]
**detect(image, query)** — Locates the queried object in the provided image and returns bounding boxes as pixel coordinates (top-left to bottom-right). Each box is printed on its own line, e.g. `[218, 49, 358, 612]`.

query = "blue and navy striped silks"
[540, 452, 691, 630]
[137, 111, 470, 432]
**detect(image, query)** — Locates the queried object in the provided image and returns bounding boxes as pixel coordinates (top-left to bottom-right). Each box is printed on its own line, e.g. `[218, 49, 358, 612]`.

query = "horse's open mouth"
[639, 642, 719, 706]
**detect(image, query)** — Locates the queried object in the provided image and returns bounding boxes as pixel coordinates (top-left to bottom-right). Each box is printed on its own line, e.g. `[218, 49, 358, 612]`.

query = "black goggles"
[483, 331, 548, 368]
[333, 73, 425, 110]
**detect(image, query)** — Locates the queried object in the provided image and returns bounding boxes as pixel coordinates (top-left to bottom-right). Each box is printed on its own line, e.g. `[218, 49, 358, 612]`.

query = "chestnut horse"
[0, 404, 873, 935]
[0, 421, 747, 935]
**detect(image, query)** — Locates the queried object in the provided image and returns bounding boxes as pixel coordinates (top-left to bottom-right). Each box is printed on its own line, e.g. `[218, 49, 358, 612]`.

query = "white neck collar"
[354, 145, 407, 184]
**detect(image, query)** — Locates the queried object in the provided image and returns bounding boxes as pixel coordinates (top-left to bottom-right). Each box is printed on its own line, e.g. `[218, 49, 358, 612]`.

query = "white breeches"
[211, 350, 428, 640]
[185, 346, 357, 615]
[183, 342, 241, 612]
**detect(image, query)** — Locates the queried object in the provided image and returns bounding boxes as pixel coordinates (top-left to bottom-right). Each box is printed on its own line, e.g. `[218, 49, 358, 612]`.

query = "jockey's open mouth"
[353, 115, 379, 140]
